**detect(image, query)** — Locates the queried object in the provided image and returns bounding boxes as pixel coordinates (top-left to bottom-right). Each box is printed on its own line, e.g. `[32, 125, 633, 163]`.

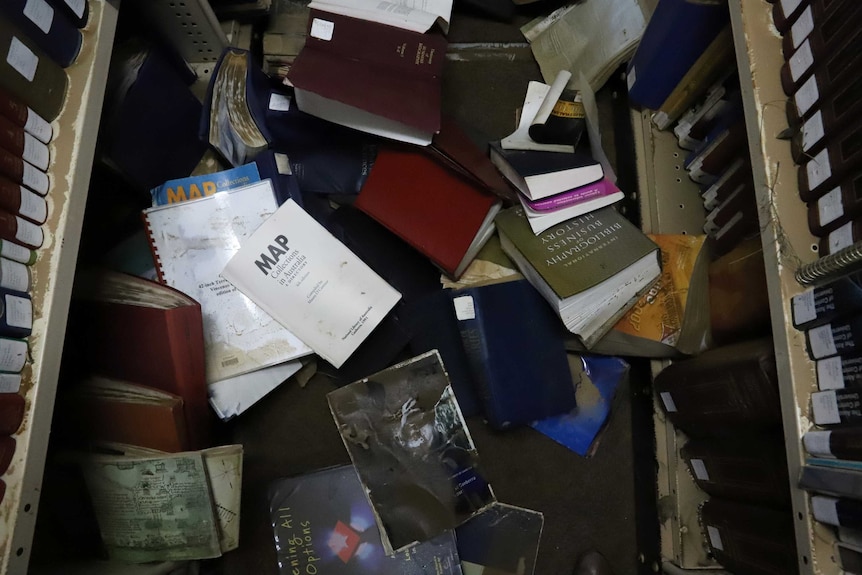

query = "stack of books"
[0, 2, 87, 503]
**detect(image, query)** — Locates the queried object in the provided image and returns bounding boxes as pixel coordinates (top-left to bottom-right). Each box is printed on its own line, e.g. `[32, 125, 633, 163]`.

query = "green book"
[495, 205, 661, 348]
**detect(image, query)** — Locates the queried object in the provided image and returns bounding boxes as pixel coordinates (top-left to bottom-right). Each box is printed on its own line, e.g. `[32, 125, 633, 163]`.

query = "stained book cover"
[269, 465, 462, 574]
[327, 351, 496, 554]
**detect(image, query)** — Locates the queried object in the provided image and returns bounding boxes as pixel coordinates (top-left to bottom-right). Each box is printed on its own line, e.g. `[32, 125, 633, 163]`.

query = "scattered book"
[0, 0, 83, 68]
[288, 10, 447, 145]
[495, 205, 661, 348]
[142, 180, 314, 384]
[78, 443, 243, 563]
[149, 162, 261, 206]
[269, 465, 462, 574]
[455, 502, 544, 575]
[327, 351, 496, 554]
[220, 198, 401, 368]
[489, 141, 603, 201]
[501, 80, 577, 154]
[355, 147, 501, 279]
[307, 0, 453, 33]
[518, 177, 624, 235]
[792, 269, 862, 331]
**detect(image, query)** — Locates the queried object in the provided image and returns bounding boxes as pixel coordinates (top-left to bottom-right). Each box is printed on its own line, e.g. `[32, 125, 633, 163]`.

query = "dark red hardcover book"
[780, 15, 862, 97]
[0, 393, 24, 435]
[781, 0, 861, 57]
[0, 147, 47, 196]
[0, 210, 42, 249]
[799, 122, 862, 201]
[0, 175, 47, 225]
[773, 0, 809, 33]
[0, 113, 49, 170]
[808, 172, 862, 235]
[0, 87, 51, 144]
[0, 435, 15, 475]
[287, 9, 447, 144]
[355, 147, 501, 279]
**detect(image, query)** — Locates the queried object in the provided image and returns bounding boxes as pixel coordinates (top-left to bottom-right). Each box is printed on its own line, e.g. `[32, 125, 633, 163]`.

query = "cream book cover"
[221, 199, 402, 368]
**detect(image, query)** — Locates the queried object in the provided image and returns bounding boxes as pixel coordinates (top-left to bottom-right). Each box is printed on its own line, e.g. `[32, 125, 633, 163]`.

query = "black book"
[792, 269, 862, 330]
[805, 427, 862, 459]
[812, 494, 862, 529]
[791, 75, 862, 164]
[455, 502, 543, 575]
[781, 0, 862, 59]
[47, 0, 88, 28]
[805, 314, 862, 359]
[799, 122, 862, 202]
[816, 352, 862, 391]
[772, 0, 809, 33]
[808, 171, 862, 236]
[811, 388, 862, 425]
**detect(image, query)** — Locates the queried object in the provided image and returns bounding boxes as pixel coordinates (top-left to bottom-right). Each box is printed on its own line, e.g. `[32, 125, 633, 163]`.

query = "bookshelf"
[0, 2, 119, 573]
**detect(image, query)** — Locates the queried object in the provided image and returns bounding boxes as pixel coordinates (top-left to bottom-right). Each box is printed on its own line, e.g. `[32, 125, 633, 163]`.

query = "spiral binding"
[796, 240, 862, 285]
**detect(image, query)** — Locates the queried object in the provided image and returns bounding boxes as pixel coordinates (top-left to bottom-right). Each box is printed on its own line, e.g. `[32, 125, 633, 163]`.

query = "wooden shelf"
[0, 2, 119, 572]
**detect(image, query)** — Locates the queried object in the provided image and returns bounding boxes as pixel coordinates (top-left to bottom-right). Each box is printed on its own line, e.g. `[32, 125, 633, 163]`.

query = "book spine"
[0, 336, 26, 374]
[47, 0, 89, 28]
[0, 288, 31, 339]
[0, 392, 24, 434]
[818, 354, 862, 391]
[522, 178, 618, 212]
[0, 175, 47, 224]
[0, 240, 36, 266]
[783, 0, 862, 57]
[0, 0, 82, 68]
[0, 210, 42, 250]
[792, 82, 862, 165]
[806, 315, 862, 359]
[806, 428, 862, 460]
[0, 87, 51, 144]
[820, 220, 862, 256]
[812, 388, 862, 425]
[808, 173, 862, 236]
[0, 113, 49, 170]
[773, 0, 808, 33]
[781, 20, 862, 98]
[799, 124, 862, 201]
[792, 270, 862, 330]
[0, 147, 48, 195]
[801, 465, 862, 500]
[812, 495, 862, 529]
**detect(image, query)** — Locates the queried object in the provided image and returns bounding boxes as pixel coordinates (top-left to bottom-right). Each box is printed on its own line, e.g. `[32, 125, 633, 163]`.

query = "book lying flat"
[327, 351, 496, 554]
[221, 198, 401, 368]
[489, 142, 603, 201]
[518, 177, 624, 235]
[308, 0, 453, 33]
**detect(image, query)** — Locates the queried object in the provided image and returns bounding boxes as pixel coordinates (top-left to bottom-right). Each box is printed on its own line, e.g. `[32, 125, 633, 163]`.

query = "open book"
[308, 0, 453, 33]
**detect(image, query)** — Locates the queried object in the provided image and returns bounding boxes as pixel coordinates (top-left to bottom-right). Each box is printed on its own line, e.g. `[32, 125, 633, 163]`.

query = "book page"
[221, 199, 401, 368]
[309, 0, 452, 33]
[80, 452, 222, 563]
[202, 444, 244, 552]
[143, 181, 313, 383]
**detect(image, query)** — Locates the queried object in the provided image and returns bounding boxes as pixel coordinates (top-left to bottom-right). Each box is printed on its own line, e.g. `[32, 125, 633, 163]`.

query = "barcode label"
[818, 356, 845, 390]
[24, 108, 51, 144]
[780, 0, 802, 17]
[268, 93, 291, 112]
[7, 37, 38, 83]
[19, 187, 47, 223]
[0, 241, 31, 265]
[274, 152, 292, 175]
[310, 18, 334, 41]
[221, 356, 240, 367]
[453, 295, 476, 321]
[14, 217, 42, 248]
[818, 187, 843, 226]
[0, 373, 21, 393]
[803, 430, 834, 456]
[829, 221, 854, 254]
[795, 75, 819, 117]
[22, 162, 48, 195]
[627, 66, 636, 91]
[0, 259, 29, 293]
[809, 324, 838, 359]
[660, 392, 677, 412]
[23, 133, 48, 170]
[65, 0, 85, 18]
[812, 495, 840, 526]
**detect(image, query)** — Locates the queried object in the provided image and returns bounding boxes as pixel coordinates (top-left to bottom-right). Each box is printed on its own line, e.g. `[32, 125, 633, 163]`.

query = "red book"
[355, 147, 502, 279]
[0, 113, 49, 170]
[0, 147, 48, 195]
[0, 175, 47, 224]
[0, 435, 15, 475]
[0, 86, 52, 144]
[0, 393, 24, 435]
[288, 9, 447, 145]
[67, 270, 213, 449]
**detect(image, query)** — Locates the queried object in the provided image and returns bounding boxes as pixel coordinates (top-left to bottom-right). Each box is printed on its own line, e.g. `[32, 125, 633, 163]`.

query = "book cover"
[288, 10, 447, 145]
[488, 141, 603, 201]
[326, 351, 496, 554]
[67, 269, 213, 449]
[269, 465, 463, 574]
[0, 0, 82, 68]
[625, 0, 729, 110]
[143, 180, 314, 383]
[220, 198, 401, 369]
[454, 502, 543, 575]
[518, 178, 625, 235]
[0, 16, 68, 121]
[355, 147, 501, 279]
[495, 205, 661, 347]
[450, 279, 576, 430]
[149, 162, 261, 206]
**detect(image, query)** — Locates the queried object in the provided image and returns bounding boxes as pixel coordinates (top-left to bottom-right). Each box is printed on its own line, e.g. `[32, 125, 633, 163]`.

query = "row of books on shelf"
[0, 2, 92, 504]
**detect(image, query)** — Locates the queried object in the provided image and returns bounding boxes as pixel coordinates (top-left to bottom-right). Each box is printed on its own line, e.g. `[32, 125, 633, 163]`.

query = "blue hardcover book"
[0, 0, 82, 67]
[46, 0, 87, 28]
[149, 163, 261, 206]
[455, 502, 543, 574]
[451, 279, 576, 430]
[626, 0, 730, 110]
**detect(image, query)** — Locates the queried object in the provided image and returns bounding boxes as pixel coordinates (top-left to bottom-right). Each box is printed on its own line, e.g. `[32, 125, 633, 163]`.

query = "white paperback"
[221, 199, 402, 368]
[143, 180, 313, 384]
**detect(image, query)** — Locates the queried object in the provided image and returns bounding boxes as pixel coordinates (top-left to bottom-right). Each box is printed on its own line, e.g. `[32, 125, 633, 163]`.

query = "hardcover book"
[518, 177, 625, 235]
[269, 465, 463, 574]
[149, 162, 261, 206]
[812, 495, 862, 530]
[307, 0, 453, 33]
[0, 85, 52, 144]
[812, 388, 862, 425]
[327, 351, 496, 554]
[495, 205, 661, 348]
[288, 10, 447, 145]
[808, 172, 862, 236]
[220, 198, 401, 369]
[805, 315, 862, 360]
[451, 279, 576, 430]
[455, 502, 543, 575]
[354, 147, 501, 279]
[805, 427, 862, 460]
[142, 180, 314, 383]
[792, 269, 862, 331]
[488, 141, 603, 201]
[816, 352, 862, 391]
[0, 0, 82, 67]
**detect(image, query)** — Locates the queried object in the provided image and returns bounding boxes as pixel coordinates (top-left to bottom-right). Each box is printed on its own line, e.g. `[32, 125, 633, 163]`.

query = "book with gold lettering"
[495, 205, 661, 348]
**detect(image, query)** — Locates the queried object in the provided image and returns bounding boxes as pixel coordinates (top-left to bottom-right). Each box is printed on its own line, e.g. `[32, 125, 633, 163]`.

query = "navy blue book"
[452, 279, 576, 430]
[269, 465, 463, 574]
[455, 502, 543, 574]
[252, 149, 302, 207]
[793, 270, 862, 331]
[0, 0, 82, 67]
[403, 289, 481, 417]
[626, 0, 730, 110]
[0, 287, 31, 339]
[47, 0, 88, 28]
[806, 314, 862, 360]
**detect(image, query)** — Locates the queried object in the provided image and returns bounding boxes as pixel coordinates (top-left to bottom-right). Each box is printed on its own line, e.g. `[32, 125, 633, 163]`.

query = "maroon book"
[288, 9, 447, 144]
[0, 393, 24, 436]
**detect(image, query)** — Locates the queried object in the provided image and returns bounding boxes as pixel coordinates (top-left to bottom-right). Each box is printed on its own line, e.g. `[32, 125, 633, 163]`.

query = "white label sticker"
[310, 18, 334, 41]
[0, 259, 29, 293]
[690, 458, 709, 481]
[790, 39, 813, 82]
[0, 337, 26, 372]
[809, 324, 838, 359]
[807, 148, 831, 192]
[791, 6, 814, 49]
[812, 390, 842, 424]
[18, 187, 47, 223]
[660, 391, 677, 412]
[24, 0, 55, 35]
[818, 187, 843, 226]
[0, 241, 31, 265]
[804, 430, 834, 457]
[22, 162, 48, 195]
[65, 0, 85, 18]
[793, 289, 817, 325]
[274, 152, 292, 175]
[707, 526, 723, 551]
[818, 356, 845, 390]
[0, 373, 21, 393]
[268, 92, 291, 112]
[22, 133, 48, 170]
[4, 294, 31, 329]
[795, 75, 819, 117]
[627, 66, 636, 91]
[802, 110, 824, 153]
[24, 108, 51, 144]
[15, 217, 42, 247]
[7, 37, 38, 83]
[780, 0, 802, 15]
[812, 495, 840, 526]
[453, 295, 476, 321]
[829, 221, 854, 254]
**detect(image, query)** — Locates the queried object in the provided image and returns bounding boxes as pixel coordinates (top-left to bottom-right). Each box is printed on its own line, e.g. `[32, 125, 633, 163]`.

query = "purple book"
[522, 177, 621, 213]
